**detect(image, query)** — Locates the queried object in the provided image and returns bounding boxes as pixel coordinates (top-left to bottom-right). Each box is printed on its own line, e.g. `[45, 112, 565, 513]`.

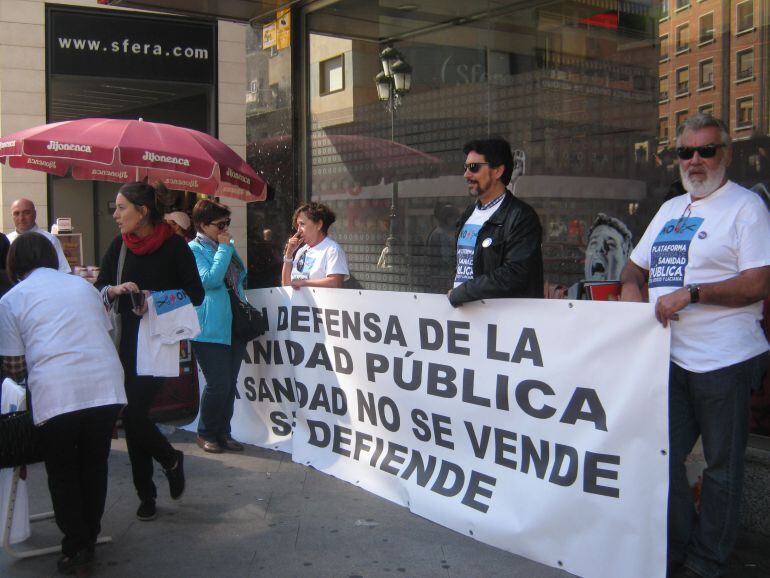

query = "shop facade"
[0, 0, 250, 267]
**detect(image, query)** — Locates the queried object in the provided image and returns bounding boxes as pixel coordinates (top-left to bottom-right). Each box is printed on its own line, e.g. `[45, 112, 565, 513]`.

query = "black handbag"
[226, 283, 266, 342]
[0, 410, 43, 468]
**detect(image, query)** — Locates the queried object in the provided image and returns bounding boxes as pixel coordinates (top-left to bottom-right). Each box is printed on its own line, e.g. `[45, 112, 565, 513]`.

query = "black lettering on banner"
[270, 411, 292, 436]
[461, 471, 497, 513]
[286, 340, 304, 365]
[277, 306, 288, 330]
[291, 306, 311, 332]
[394, 354, 421, 390]
[363, 313, 382, 342]
[306, 343, 333, 371]
[334, 347, 353, 374]
[325, 308, 340, 337]
[494, 428, 517, 469]
[380, 442, 409, 475]
[447, 320, 471, 355]
[427, 363, 458, 398]
[560, 387, 608, 431]
[307, 419, 330, 447]
[548, 444, 578, 486]
[461, 368, 491, 407]
[464, 422, 491, 458]
[366, 352, 388, 382]
[311, 307, 324, 333]
[583, 452, 620, 498]
[332, 425, 352, 457]
[418, 318, 470, 355]
[400, 450, 437, 486]
[520, 436, 549, 479]
[432, 413, 454, 449]
[356, 390, 400, 432]
[516, 380, 556, 419]
[243, 376, 257, 401]
[410, 409, 432, 442]
[486, 325, 543, 367]
[419, 318, 443, 351]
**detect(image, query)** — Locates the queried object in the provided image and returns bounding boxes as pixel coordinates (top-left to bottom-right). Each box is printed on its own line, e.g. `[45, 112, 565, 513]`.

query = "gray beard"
[680, 163, 726, 198]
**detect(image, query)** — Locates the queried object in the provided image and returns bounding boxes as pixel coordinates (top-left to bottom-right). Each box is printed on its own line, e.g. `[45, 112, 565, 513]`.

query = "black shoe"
[57, 549, 94, 574]
[218, 436, 245, 452]
[136, 499, 157, 521]
[164, 449, 185, 500]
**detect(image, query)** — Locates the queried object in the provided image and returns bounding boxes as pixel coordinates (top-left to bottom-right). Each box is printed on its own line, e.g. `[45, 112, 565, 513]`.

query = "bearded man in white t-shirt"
[620, 114, 770, 578]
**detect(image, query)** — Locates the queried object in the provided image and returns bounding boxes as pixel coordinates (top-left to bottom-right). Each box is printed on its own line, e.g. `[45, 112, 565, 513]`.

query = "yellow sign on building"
[262, 21, 277, 49]
[277, 8, 291, 50]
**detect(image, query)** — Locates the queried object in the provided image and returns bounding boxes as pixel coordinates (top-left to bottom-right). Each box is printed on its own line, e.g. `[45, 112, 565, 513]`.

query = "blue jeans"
[668, 353, 768, 577]
[193, 339, 247, 442]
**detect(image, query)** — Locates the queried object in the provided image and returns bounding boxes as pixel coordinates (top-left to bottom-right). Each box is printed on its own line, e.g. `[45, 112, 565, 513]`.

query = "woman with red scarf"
[95, 182, 203, 522]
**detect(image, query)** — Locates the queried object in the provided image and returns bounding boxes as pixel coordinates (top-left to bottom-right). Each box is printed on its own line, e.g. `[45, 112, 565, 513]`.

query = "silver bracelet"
[283, 256, 293, 263]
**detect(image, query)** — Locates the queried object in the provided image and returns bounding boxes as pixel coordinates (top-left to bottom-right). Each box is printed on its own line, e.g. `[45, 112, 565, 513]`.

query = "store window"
[659, 117, 669, 143]
[737, 48, 754, 81]
[698, 59, 714, 88]
[320, 54, 345, 94]
[699, 13, 714, 44]
[736, 96, 754, 128]
[295, 0, 769, 437]
[675, 109, 689, 131]
[676, 24, 689, 52]
[676, 67, 689, 95]
[737, 1, 754, 34]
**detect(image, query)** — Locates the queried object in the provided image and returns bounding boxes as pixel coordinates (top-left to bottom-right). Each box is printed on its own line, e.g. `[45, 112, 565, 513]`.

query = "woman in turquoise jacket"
[189, 199, 248, 454]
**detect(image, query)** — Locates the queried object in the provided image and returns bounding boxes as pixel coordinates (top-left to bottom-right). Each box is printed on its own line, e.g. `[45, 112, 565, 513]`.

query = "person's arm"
[191, 237, 233, 291]
[281, 232, 303, 287]
[292, 275, 345, 289]
[174, 237, 205, 306]
[448, 204, 542, 306]
[620, 260, 648, 303]
[653, 266, 770, 327]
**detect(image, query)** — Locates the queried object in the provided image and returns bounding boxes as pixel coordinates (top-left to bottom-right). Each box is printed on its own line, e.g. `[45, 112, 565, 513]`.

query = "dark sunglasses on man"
[211, 218, 231, 230]
[676, 144, 726, 160]
[464, 162, 490, 173]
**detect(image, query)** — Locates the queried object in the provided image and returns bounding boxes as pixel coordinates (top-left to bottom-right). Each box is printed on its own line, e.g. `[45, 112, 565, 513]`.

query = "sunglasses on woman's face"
[210, 218, 231, 230]
[676, 144, 725, 160]
[463, 162, 489, 174]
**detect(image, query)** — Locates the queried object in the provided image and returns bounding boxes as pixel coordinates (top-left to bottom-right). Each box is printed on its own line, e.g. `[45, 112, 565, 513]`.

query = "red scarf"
[122, 222, 175, 255]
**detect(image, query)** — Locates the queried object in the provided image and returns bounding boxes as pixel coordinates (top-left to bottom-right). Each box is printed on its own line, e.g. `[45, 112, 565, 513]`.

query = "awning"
[97, 0, 294, 22]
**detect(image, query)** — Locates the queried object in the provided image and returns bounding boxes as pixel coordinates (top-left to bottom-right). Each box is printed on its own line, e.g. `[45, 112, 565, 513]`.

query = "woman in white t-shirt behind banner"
[0, 232, 126, 576]
[282, 202, 350, 289]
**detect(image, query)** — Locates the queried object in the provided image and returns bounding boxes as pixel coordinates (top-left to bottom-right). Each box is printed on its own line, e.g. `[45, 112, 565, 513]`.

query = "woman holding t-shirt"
[281, 202, 349, 288]
[95, 181, 203, 523]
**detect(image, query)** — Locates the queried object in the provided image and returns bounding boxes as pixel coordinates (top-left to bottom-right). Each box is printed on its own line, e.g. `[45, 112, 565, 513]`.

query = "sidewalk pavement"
[2, 429, 770, 578]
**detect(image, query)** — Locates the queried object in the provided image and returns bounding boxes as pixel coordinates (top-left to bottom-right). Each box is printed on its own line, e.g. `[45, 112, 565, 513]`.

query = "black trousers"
[122, 372, 177, 501]
[38, 404, 121, 557]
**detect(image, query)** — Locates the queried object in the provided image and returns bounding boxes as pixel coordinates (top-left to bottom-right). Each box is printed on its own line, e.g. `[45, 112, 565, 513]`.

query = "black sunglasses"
[676, 144, 726, 160]
[464, 162, 489, 173]
[210, 218, 231, 230]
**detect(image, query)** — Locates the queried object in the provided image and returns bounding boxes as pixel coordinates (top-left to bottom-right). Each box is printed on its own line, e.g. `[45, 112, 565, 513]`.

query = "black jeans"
[38, 404, 121, 557]
[193, 339, 246, 442]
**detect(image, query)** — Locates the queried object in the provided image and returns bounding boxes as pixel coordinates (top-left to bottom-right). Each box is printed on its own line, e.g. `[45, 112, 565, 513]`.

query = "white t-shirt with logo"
[290, 237, 350, 282]
[631, 181, 770, 372]
[454, 199, 502, 288]
[0, 268, 126, 424]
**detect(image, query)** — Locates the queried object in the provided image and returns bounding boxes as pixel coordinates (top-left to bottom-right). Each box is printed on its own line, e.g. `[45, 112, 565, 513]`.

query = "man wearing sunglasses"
[448, 137, 543, 306]
[620, 114, 770, 578]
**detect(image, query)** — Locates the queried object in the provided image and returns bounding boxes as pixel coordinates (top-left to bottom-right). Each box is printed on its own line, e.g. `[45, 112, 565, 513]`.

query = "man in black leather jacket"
[448, 138, 543, 306]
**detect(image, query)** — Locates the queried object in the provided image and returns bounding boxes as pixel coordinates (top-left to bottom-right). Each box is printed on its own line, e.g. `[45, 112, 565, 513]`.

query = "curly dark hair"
[292, 202, 337, 234]
[462, 137, 514, 185]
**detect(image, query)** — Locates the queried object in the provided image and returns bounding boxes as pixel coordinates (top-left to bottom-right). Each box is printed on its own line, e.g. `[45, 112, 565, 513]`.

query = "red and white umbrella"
[0, 118, 266, 202]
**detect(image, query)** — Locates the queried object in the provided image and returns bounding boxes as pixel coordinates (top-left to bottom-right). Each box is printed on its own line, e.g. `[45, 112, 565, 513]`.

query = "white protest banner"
[228, 288, 670, 578]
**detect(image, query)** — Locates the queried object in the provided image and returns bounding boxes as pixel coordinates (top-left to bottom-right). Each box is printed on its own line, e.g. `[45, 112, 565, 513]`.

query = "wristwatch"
[686, 283, 700, 304]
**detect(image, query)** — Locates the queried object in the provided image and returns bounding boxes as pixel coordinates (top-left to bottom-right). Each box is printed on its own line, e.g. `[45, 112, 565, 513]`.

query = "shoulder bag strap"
[116, 241, 127, 285]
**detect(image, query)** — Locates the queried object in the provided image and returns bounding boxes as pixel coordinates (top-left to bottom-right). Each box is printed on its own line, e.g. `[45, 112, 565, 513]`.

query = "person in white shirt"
[282, 202, 349, 289]
[620, 114, 770, 578]
[6, 198, 71, 273]
[0, 232, 126, 575]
